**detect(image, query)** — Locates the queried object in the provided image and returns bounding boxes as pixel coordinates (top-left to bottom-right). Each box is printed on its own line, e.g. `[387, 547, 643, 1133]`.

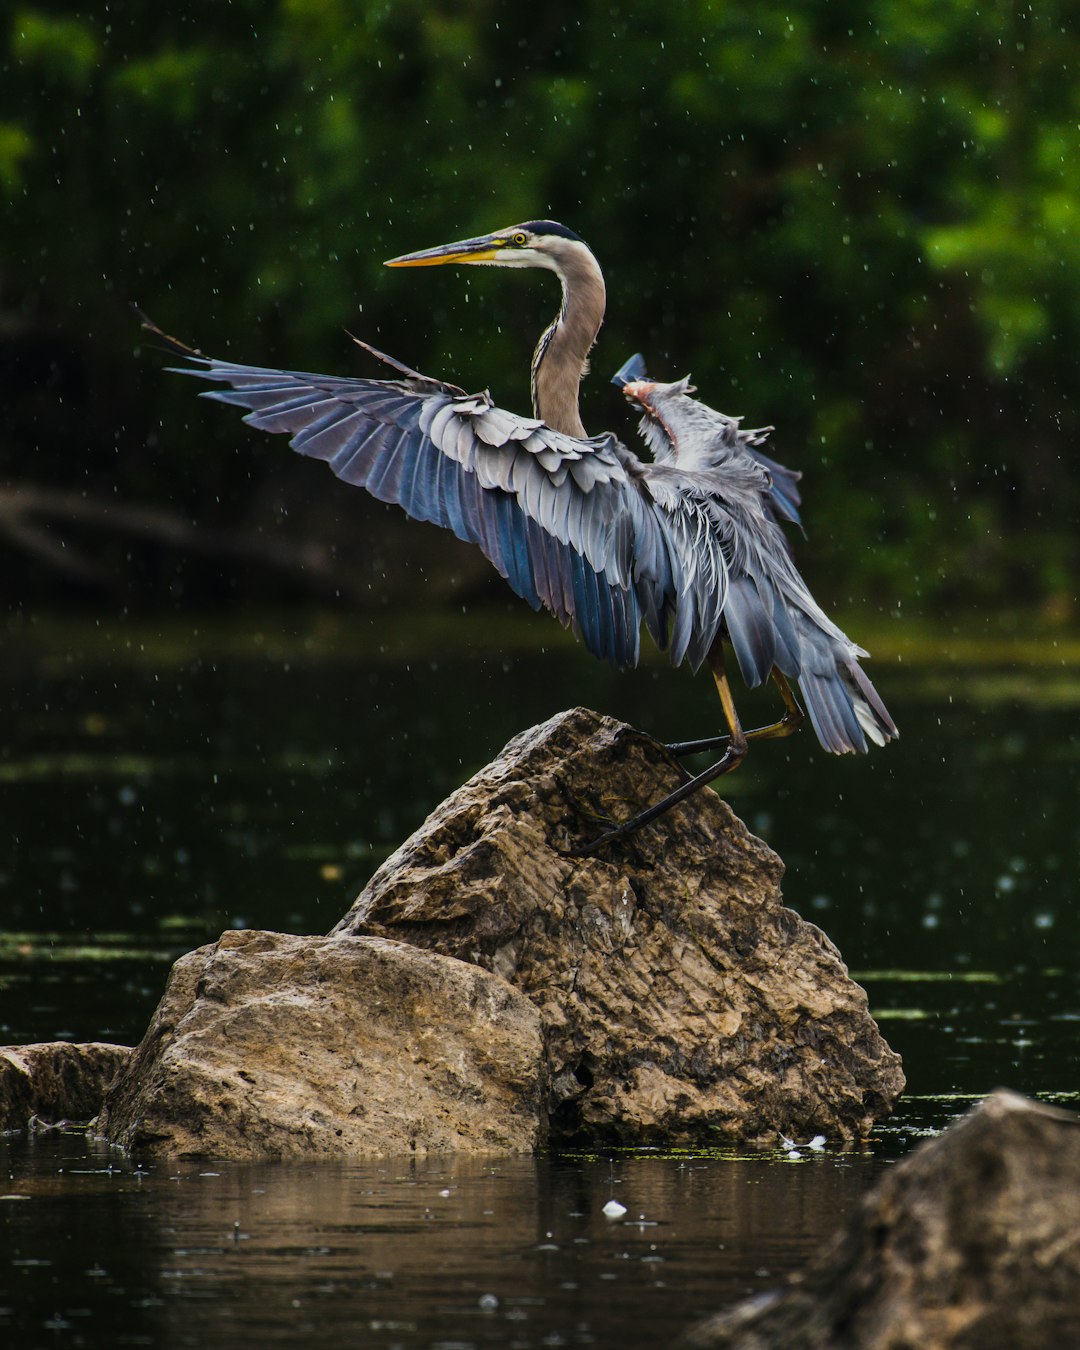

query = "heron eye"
[512, 232, 528, 246]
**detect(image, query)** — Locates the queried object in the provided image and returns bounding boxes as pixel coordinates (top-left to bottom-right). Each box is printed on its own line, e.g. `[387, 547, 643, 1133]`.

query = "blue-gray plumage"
[143, 219, 896, 851]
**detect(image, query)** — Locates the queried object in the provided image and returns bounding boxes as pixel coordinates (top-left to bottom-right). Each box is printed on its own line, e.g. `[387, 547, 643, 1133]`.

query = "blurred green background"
[1, 0, 1077, 622]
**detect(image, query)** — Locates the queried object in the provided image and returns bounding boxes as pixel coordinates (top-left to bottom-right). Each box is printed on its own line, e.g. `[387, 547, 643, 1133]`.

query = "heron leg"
[565, 643, 748, 856]
[667, 668, 804, 756]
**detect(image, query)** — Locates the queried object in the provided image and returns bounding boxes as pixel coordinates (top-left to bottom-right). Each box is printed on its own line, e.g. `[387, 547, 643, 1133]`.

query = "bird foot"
[665, 734, 732, 758]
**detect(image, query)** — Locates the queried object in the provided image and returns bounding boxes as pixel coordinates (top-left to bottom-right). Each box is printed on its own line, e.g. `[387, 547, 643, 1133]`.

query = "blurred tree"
[1, 0, 1076, 616]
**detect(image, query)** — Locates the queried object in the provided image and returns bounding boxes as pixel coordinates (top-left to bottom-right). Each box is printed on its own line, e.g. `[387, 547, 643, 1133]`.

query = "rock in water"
[0, 1042, 132, 1129]
[333, 706, 903, 1145]
[97, 706, 901, 1158]
[98, 931, 544, 1158]
[681, 1090, 1080, 1349]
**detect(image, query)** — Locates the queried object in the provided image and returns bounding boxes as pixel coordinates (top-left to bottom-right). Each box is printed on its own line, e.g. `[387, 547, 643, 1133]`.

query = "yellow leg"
[707, 641, 748, 765]
[668, 665, 804, 757]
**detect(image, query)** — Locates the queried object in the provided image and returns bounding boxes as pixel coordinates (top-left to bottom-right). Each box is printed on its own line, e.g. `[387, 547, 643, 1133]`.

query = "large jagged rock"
[97, 930, 545, 1159]
[681, 1090, 1080, 1349]
[334, 706, 903, 1145]
[0, 1041, 131, 1130]
[95, 705, 901, 1158]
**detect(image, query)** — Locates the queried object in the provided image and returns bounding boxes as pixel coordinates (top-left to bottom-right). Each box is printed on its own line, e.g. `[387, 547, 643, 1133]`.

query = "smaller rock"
[681, 1089, 1080, 1349]
[0, 1042, 132, 1130]
[98, 930, 545, 1159]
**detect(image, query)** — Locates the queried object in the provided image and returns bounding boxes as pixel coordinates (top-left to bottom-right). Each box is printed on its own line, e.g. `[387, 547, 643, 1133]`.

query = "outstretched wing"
[164, 341, 694, 668]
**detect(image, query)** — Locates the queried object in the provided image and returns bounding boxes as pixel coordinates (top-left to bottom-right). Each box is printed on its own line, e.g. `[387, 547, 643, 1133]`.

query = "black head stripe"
[518, 220, 584, 242]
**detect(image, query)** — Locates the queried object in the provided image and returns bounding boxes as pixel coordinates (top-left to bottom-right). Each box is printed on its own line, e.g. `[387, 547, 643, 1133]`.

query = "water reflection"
[0, 1133, 885, 1349]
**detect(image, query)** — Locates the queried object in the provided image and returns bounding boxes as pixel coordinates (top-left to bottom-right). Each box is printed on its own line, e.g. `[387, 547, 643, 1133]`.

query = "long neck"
[530, 247, 606, 438]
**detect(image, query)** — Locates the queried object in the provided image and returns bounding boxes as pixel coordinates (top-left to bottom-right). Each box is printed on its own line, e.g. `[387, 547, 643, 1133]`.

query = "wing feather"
[363, 425, 417, 504]
[172, 352, 678, 667]
[723, 577, 777, 688]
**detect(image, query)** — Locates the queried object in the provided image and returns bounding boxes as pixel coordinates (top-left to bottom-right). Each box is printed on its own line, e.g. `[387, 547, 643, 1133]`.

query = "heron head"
[385, 221, 589, 276]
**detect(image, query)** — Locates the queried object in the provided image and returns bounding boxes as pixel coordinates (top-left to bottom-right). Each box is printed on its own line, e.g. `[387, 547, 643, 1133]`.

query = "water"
[2, 609, 1078, 1346]
[2, 1136, 886, 1349]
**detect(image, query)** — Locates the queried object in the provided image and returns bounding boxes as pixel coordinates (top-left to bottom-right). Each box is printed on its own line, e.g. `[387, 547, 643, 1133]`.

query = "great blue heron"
[145, 219, 896, 851]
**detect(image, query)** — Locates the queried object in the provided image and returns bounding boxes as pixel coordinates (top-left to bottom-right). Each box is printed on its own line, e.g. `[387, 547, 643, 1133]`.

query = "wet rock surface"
[681, 1090, 1080, 1349]
[98, 930, 545, 1159]
[0, 1041, 132, 1130]
[334, 706, 903, 1146]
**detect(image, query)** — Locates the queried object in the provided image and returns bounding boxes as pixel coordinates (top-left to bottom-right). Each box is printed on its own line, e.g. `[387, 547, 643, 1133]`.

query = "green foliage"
[0, 120, 32, 191]
[1, 0, 1077, 614]
[11, 8, 99, 85]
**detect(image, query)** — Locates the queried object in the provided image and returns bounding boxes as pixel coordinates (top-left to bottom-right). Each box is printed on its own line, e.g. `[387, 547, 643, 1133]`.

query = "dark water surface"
[2, 610, 1078, 1347]
[2, 1135, 886, 1349]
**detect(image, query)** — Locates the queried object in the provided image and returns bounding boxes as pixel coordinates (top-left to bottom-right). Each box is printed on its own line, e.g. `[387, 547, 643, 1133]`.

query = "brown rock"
[681, 1090, 1080, 1349]
[333, 706, 903, 1145]
[98, 930, 545, 1159]
[0, 1041, 132, 1129]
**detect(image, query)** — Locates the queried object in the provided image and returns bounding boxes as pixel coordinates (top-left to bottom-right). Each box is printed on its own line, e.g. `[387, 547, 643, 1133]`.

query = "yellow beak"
[384, 233, 504, 268]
